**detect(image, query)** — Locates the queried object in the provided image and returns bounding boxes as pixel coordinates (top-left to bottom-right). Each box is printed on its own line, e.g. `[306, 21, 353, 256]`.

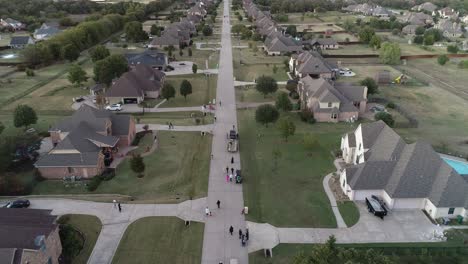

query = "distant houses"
[33, 23, 61, 41]
[411, 2, 438, 13]
[340, 121, 468, 220]
[105, 65, 165, 105]
[263, 35, 302, 56]
[9, 36, 34, 49]
[435, 19, 463, 38]
[306, 38, 339, 50]
[297, 76, 367, 122]
[0, 18, 25, 31]
[125, 49, 168, 70]
[398, 12, 433, 26]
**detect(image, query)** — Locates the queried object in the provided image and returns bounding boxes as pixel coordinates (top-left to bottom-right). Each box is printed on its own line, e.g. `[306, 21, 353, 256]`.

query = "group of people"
[167, 122, 174, 129]
[112, 200, 122, 212]
[225, 166, 240, 183]
[228, 226, 249, 246]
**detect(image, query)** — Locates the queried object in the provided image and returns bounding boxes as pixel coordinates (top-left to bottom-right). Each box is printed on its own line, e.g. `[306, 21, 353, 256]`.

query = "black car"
[365, 196, 387, 219]
[3, 199, 30, 208]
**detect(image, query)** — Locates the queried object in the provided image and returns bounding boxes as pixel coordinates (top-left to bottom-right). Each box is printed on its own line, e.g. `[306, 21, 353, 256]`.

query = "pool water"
[443, 158, 468, 175]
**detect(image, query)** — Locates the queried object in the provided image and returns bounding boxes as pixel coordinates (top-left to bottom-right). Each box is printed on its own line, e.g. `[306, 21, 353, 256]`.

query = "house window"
[328, 102, 332, 107]
[448, 208, 455, 214]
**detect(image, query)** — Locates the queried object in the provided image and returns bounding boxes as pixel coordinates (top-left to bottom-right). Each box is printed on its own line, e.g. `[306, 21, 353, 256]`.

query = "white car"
[105, 104, 122, 111]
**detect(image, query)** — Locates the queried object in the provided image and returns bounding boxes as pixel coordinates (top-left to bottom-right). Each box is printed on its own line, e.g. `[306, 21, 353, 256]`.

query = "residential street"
[200, 0, 248, 263]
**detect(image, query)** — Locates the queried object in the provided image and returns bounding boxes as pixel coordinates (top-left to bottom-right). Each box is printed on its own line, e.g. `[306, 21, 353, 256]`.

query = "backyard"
[239, 109, 358, 227]
[58, 214, 102, 264]
[163, 74, 217, 108]
[232, 47, 289, 82]
[32, 131, 212, 203]
[112, 217, 204, 264]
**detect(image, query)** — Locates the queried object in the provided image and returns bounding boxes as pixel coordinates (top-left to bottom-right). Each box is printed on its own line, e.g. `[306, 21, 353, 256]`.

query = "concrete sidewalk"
[136, 124, 214, 133]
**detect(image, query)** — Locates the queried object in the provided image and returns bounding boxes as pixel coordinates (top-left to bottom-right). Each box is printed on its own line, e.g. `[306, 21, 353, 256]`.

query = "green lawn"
[33, 131, 211, 203]
[162, 74, 217, 108]
[112, 217, 204, 264]
[176, 48, 220, 69]
[236, 86, 288, 103]
[337, 201, 360, 227]
[128, 132, 154, 156]
[0, 114, 64, 137]
[134, 111, 214, 126]
[59, 214, 102, 264]
[239, 110, 357, 227]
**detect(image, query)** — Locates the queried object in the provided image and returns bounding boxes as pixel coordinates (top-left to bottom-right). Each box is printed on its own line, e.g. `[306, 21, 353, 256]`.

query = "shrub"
[447, 45, 459, 54]
[386, 102, 396, 109]
[100, 169, 115, 181]
[375, 112, 395, 127]
[437, 54, 449, 65]
[25, 68, 35, 77]
[87, 176, 102, 191]
[298, 109, 315, 123]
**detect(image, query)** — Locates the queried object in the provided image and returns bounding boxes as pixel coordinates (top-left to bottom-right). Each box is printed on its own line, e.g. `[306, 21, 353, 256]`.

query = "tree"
[130, 154, 145, 177]
[437, 54, 449, 65]
[180, 80, 193, 100]
[275, 92, 292, 111]
[68, 64, 88, 86]
[277, 118, 295, 142]
[93, 54, 129, 86]
[231, 24, 246, 36]
[369, 35, 381, 49]
[59, 17, 75, 27]
[415, 26, 425, 35]
[447, 45, 459, 53]
[14, 105, 37, 129]
[61, 44, 80, 62]
[358, 27, 375, 43]
[192, 63, 198, 74]
[255, 104, 279, 127]
[125, 21, 148, 42]
[424, 29, 443, 42]
[166, 45, 175, 57]
[285, 25, 297, 37]
[379, 42, 401, 65]
[375, 112, 395, 127]
[424, 34, 434, 45]
[90, 45, 110, 62]
[150, 24, 162, 36]
[413, 35, 424, 44]
[161, 83, 176, 100]
[202, 25, 213, 36]
[255, 76, 278, 98]
[360, 77, 378, 94]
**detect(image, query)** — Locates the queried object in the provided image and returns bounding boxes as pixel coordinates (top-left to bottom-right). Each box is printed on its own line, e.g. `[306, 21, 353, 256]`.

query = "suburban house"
[0, 18, 25, 31]
[0, 208, 62, 264]
[125, 49, 168, 70]
[297, 76, 367, 122]
[307, 38, 339, 50]
[264, 35, 303, 55]
[372, 6, 392, 17]
[342, 3, 374, 16]
[105, 64, 165, 104]
[9, 36, 34, 49]
[402, 24, 419, 35]
[435, 19, 463, 38]
[33, 23, 61, 40]
[340, 121, 468, 220]
[289, 51, 335, 79]
[188, 4, 207, 17]
[398, 12, 433, 26]
[148, 34, 180, 49]
[411, 2, 438, 13]
[435, 7, 459, 19]
[35, 105, 136, 179]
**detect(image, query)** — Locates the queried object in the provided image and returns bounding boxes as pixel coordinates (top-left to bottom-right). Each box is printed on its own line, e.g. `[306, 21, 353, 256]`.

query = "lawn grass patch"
[112, 217, 204, 264]
[58, 214, 102, 264]
[239, 109, 357, 227]
[134, 111, 214, 126]
[0, 114, 64, 137]
[235, 86, 288, 103]
[337, 201, 360, 227]
[162, 74, 217, 108]
[33, 131, 211, 202]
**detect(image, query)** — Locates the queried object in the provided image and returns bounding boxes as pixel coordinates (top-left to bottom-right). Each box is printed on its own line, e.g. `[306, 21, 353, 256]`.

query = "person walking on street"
[246, 228, 249, 241]
[226, 174, 229, 182]
[118, 202, 122, 213]
[231, 156, 234, 164]
[214, 116, 217, 122]
[231, 168, 234, 174]
[241, 234, 246, 246]
[229, 226, 234, 235]
[113, 200, 117, 208]
[226, 167, 229, 174]
[238, 229, 243, 239]
[229, 173, 233, 182]
[216, 200, 221, 208]
[205, 207, 211, 216]
[219, 101, 222, 107]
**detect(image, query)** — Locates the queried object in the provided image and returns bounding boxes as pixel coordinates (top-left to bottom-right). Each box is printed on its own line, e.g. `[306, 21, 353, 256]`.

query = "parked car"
[3, 199, 30, 208]
[165, 65, 175, 72]
[73, 96, 85, 103]
[179, 63, 186, 66]
[370, 105, 386, 113]
[365, 196, 387, 219]
[105, 104, 122, 111]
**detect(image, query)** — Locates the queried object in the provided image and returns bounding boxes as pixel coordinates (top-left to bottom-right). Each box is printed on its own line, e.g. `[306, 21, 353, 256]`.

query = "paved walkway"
[120, 105, 214, 113]
[28, 198, 207, 264]
[201, 0, 248, 263]
[323, 173, 347, 228]
[136, 124, 214, 133]
[234, 80, 288, 87]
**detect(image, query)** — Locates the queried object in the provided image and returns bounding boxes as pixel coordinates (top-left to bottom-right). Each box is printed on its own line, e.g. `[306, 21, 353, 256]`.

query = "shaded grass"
[59, 214, 102, 264]
[33, 131, 211, 203]
[112, 217, 204, 264]
[337, 201, 360, 227]
[239, 109, 357, 227]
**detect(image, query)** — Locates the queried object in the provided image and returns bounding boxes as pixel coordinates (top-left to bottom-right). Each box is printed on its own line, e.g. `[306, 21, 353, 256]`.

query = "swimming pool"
[442, 158, 468, 175]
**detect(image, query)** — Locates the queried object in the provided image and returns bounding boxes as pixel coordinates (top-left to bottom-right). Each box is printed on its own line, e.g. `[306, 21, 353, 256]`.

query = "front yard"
[239, 109, 358, 227]
[112, 217, 204, 264]
[32, 131, 212, 203]
[134, 111, 214, 126]
[162, 74, 217, 108]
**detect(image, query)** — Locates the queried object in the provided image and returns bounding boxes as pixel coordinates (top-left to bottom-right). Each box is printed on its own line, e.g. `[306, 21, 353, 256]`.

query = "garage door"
[123, 98, 138, 104]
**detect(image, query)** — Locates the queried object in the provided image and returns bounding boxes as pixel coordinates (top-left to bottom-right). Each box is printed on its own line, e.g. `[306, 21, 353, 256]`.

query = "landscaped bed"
[239, 109, 358, 227]
[112, 217, 204, 264]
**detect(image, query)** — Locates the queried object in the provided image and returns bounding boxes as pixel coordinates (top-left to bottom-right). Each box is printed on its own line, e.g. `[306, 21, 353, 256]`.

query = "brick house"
[297, 76, 367, 122]
[0, 208, 62, 264]
[289, 51, 336, 79]
[35, 105, 136, 179]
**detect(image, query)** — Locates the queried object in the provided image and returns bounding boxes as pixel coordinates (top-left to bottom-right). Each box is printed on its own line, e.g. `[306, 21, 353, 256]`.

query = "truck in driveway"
[365, 195, 387, 219]
[227, 130, 238, 152]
